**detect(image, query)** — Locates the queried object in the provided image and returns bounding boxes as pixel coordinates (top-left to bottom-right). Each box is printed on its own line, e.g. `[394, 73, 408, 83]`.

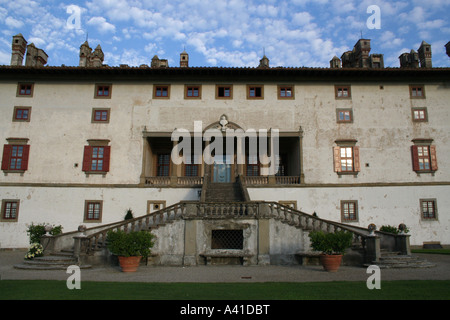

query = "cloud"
[5, 16, 24, 29]
[87, 17, 116, 34]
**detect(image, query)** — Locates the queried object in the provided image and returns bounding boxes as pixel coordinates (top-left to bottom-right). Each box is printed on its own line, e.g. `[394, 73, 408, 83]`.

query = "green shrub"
[380, 225, 409, 234]
[107, 230, 155, 259]
[26, 223, 63, 244]
[308, 230, 353, 255]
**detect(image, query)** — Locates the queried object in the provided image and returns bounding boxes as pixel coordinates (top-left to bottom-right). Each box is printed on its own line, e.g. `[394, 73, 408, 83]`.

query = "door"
[213, 155, 231, 183]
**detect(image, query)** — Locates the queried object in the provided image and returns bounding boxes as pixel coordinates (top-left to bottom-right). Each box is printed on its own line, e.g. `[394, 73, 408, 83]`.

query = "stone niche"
[198, 219, 258, 265]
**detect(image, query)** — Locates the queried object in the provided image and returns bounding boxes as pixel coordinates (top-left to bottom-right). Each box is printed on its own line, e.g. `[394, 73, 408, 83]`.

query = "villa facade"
[1, 35, 449, 254]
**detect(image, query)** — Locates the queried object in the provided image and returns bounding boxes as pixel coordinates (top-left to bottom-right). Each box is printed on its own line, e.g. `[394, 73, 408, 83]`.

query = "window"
[84, 200, 102, 222]
[13, 107, 31, 122]
[17, 83, 34, 97]
[216, 85, 233, 99]
[333, 141, 360, 174]
[184, 154, 199, 177]
[275, 154, 286, 176]
[411, 143, 437, 172]
[337, 109, 353, 123]
[95, 84, 112, 99]
[412, 108, 428, 122]
[1, 141, 30, 172]
[247, 85, 263, 99]
[1, 200, 20, 222]
[185, 85, 201, 99]
[82, 141, 111, 174]
[410, 85, 425, 99]
[154, 85, 170, 99]
[335, 85, 351, 99]
[156, 153, 170, 176]
[278, 86, 294, 99]
[420, 199, 437, 220]
[246, 155, 260, 176]
[341, 200, 358, 222]
[92, 108, 110, 123]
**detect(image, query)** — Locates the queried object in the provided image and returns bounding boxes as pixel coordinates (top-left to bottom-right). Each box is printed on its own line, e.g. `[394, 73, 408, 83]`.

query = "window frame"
[1, 199, 20, 222]
[412, 107, 428, 122]
[156, 153, 171, 177]
[420, 199, 437, 220]
[184, 154, 199, 177]
[336, 108, 353, 123]
[335, 85, 351, 99]
[82, 140, 111, 175]
[84, 200, 103, 223]
[246, 154, 261, 176]
[1, 139, 30, 173]
[410, 85, 425, 99]
[184, 85, 202, 99]
[341, 200, 359, 222]
[153, 85, 170, 99]
[277, 85, 294, 100]
[13, 106, 32, 122]
[333, 140, 360, 175]
[216, 85, 233, 99]
[247, 85, 264, 99]
[94, 84, 112, 99]
[92, 108, 111, 123]
[16, 83, 34, 97]
[411, 140, 437, 173]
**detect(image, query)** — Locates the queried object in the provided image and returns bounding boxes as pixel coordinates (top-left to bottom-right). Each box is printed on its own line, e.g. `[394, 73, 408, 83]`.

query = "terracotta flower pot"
[118, 256, 142, 272]
[319, 254, 343, 272]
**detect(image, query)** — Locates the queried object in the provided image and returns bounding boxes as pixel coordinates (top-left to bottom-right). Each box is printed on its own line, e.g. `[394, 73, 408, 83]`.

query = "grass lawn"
[1, 280, 449, 300]
[411, 249, 450, 255]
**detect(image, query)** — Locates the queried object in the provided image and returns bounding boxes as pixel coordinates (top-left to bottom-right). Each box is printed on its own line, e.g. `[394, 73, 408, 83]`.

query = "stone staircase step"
[365, 254, 436, 269]
[13, 251, 92, 270]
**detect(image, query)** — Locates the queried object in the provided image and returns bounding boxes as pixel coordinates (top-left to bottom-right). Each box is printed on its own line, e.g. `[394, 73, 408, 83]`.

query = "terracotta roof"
[1, 65, 449, 82]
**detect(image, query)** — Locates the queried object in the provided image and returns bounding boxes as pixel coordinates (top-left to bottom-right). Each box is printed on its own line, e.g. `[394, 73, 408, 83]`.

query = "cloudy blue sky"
[0, 0, 449, 68]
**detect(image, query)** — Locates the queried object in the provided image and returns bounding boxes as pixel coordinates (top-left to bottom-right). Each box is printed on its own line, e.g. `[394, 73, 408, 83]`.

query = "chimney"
[25, 43, 48, 67]
[330, 56, 341, 68]
[180, 50, 189, 67]
[258, 55, 270, 68]
[11, 34, 27, 66]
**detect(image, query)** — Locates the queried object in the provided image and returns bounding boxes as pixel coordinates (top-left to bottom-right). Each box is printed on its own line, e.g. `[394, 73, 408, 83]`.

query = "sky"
[0, 0, 449, 68]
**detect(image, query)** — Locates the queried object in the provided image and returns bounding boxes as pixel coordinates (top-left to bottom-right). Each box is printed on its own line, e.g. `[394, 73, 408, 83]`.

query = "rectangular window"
[246, 155, 260, 176]
[157, 154, 170, 176]
[82, 144, 111, 173]
[185, 85, 201, 99]
[154, 85, 170, 98]
[335, 85, 351, 99]
[412, 108, 427, 122]
[84, 200, 102, 222]
[13, 107, 31, 122]
[95, 84, 112, 99]
[420, 199, 437, 220]
[333, 143, 360, 174]
[92, 108, 110, 123]
[17, 83, 34, 97]
[410, 85, 425, 99]
[247, 85, 263, 99]
[1, 143, 30, 172]
[341, 200, 358, 222]
[337, 109, 353, 123]
[1, 200, 20, 222]
[216, 85, 232, 99]
[411, 144, 437, 172]
[184, 155, 199, 177]
[278, 86, 294, 99]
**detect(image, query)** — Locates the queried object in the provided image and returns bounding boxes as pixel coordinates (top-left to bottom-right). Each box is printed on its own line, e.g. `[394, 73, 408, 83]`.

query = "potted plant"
[106, 229, 155, 272]
[308, 230, 353, 272]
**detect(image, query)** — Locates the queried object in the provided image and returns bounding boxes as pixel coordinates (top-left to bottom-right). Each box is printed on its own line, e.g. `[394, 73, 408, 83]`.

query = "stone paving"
[1, 249, 450, 283]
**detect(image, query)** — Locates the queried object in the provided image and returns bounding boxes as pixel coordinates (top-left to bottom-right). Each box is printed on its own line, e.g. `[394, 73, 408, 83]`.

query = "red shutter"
[430, 145, 438, 171]
[102, 146, 111, 172]
[21, 145, 30, 170]
[353, 146, 360, 172]
[82, 146, 92, 171]
[1, 145, 12, 171]
[411, 145, 420, 171]
[333, 147, 341, 172]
